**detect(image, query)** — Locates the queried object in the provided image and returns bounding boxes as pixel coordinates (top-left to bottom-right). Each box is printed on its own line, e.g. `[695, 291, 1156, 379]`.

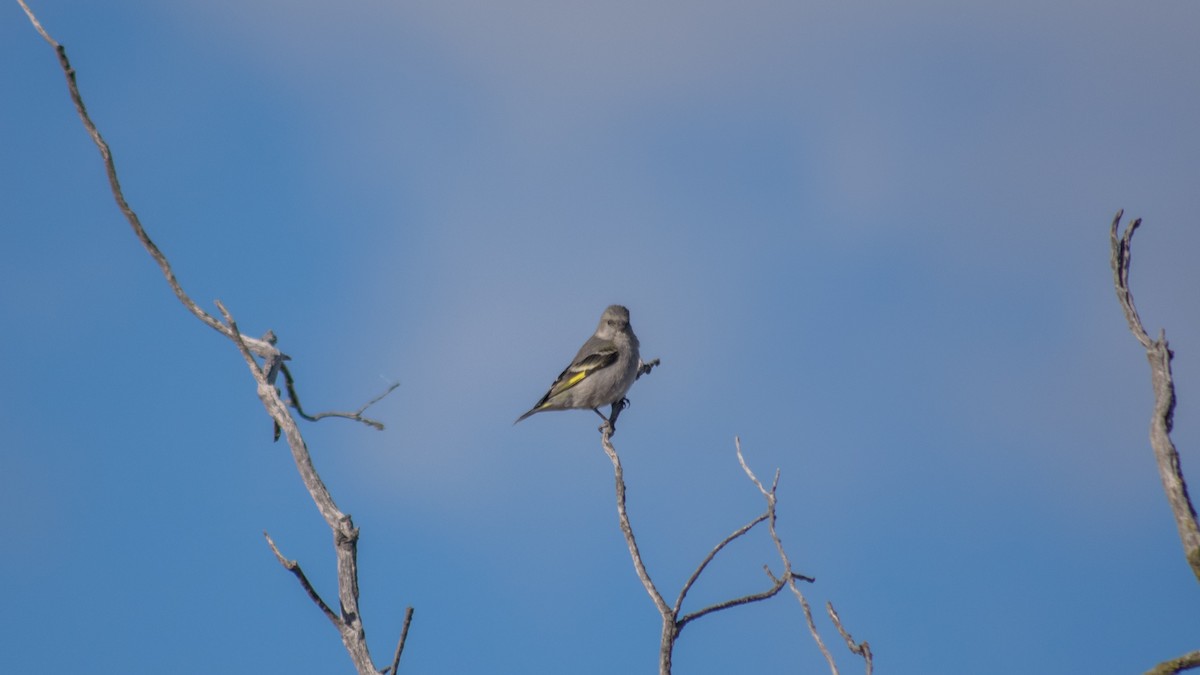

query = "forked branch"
[736, 439, 840, 675]
[673, 512, 769, 618]
[1109, 210, 1200, 581]
[281, 363, 398, 431]
[1109, 211, 1200, 675]
[601, 423, 866, 675]
[18, 3, 407, 672]
[264, 532, 340, 627]
[828, 602, 873, 675]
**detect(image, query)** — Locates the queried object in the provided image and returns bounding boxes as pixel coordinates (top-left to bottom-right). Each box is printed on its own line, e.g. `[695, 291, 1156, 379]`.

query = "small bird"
[516, 305, 641, 426]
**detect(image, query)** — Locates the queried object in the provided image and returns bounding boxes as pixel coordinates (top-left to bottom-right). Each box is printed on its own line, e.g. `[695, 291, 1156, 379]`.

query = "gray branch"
[1144, 650, 1200, 675]
[673, 512, 770, 618]
[16, 0, 280, 362]
[735, 438, 841, 675]
[280, 362, 398, 432]
[264, 532, 340, 627]
[1109, 211, 1200, 582]
[677, 568, 789, 629]
[600, 429, 671, 617]
[18, 3, 408, 671]
[385, 607, 415, 675]
[636, 358, 662, 380]
[828, 602, 874, 675]
[601, 418, 863, 674]
[1110, 212, 1200, 675]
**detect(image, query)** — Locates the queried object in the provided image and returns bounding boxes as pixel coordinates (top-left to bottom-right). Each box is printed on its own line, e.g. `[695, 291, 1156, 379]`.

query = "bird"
[516, 305, 641, 426]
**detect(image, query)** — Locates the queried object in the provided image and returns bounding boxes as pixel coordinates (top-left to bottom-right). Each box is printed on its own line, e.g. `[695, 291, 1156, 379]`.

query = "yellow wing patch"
[567, 370, 589, 386]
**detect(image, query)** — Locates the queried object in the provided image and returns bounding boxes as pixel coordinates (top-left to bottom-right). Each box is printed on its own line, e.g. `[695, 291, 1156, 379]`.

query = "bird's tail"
[514, 407, 540, 424]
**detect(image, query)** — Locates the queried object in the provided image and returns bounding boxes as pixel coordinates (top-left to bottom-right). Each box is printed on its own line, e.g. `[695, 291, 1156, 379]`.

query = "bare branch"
[737, 437, 840, 675]
[1109, 212, 1200, 583]
[281, 363, 398, 431]
[734, 441, 772, 500]
[216, 301, 265, 379]
[386, 607, 415, 675]
[600, 428, 671, 617]
[603, 429, 861, 674]
[16, 0, 279, 357]
[213, 300, 375, 670]
[636, 357, 661, 380]
[676, 569, 788, 629]
[600, 427, 677, 675]
[1145, 651, 1200, 675]
[828, 602, 873, 675]
[18, 6, 394, 671]
[264, 532, 340, 628]
[16, 0, 52, 43]
[673, 512, 769, 616]
[1110, 210, 1152, 349]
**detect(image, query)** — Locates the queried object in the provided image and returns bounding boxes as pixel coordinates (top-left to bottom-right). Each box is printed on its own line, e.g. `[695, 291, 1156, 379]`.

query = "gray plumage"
[516, 305, 640, 423]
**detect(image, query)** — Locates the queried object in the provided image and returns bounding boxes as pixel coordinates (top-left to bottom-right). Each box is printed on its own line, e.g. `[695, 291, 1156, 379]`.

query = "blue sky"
[3, 1, 1199, 673]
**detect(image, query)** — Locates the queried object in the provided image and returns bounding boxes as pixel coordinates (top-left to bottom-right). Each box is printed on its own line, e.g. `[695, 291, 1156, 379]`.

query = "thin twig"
[216, 301, 265, 379]
[736, 438, 840, 675]
[17, 6, 387, 669]
[604, 428, 856, 674]
[1109, 211, 1200, 582]
[636, 358, 661, 380]
[16, 0, 279, 358]
[601, 428, 670, 617]
[600, 426, 677, 674]
[828, 602, 873, 675]
[281, 362, 398, 431]
[673, 512, 769, 616]
[386, 606, 415, 675]
[1110, 210, 1151, 349]
[264, 532, 340, 627]
[677, 570, 788, 629]
[1144, 650, 1200, 675]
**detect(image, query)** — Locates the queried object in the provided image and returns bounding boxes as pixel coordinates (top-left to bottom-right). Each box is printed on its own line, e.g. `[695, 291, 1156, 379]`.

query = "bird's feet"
[592, 407, 613, 435]
[596, 398, 630, 435]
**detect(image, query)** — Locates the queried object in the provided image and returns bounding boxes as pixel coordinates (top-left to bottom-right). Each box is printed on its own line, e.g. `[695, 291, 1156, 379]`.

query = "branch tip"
[386, 607, 415, 675]
[828, 602, 874, 675]
[1108, 214, 1200, 583]
[21, 5, 383, 671]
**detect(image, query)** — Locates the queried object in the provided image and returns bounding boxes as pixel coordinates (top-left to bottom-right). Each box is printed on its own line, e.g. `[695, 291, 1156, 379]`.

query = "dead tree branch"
[1110, 211, 1200, 675]
[1109, 211, 1200, 582]
[386, 607, 416, 675]
[601, 428, 672, 619]
[601, 422, 859, 674]
[736, 438, 842, 675]
[264, 532, 341, 627]
[676, 569, 789, 629]
[1144, 650, 1200, 675]
[636, 358, 661, 380]
[828, 602, 874, 675]
[281, 363, 398, 431]
[18, 3, 407, 672]
[673, 513, 770, 617]
[16, 0, 277, 360]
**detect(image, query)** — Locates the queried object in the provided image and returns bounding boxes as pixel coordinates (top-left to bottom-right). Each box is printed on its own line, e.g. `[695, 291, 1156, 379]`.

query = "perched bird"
[516, 305, 641, 425]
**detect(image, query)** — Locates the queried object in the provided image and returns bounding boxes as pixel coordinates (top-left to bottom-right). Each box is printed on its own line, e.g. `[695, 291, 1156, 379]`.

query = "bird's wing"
[543, 338, 619, 400]
[515, 337, 620, 423]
